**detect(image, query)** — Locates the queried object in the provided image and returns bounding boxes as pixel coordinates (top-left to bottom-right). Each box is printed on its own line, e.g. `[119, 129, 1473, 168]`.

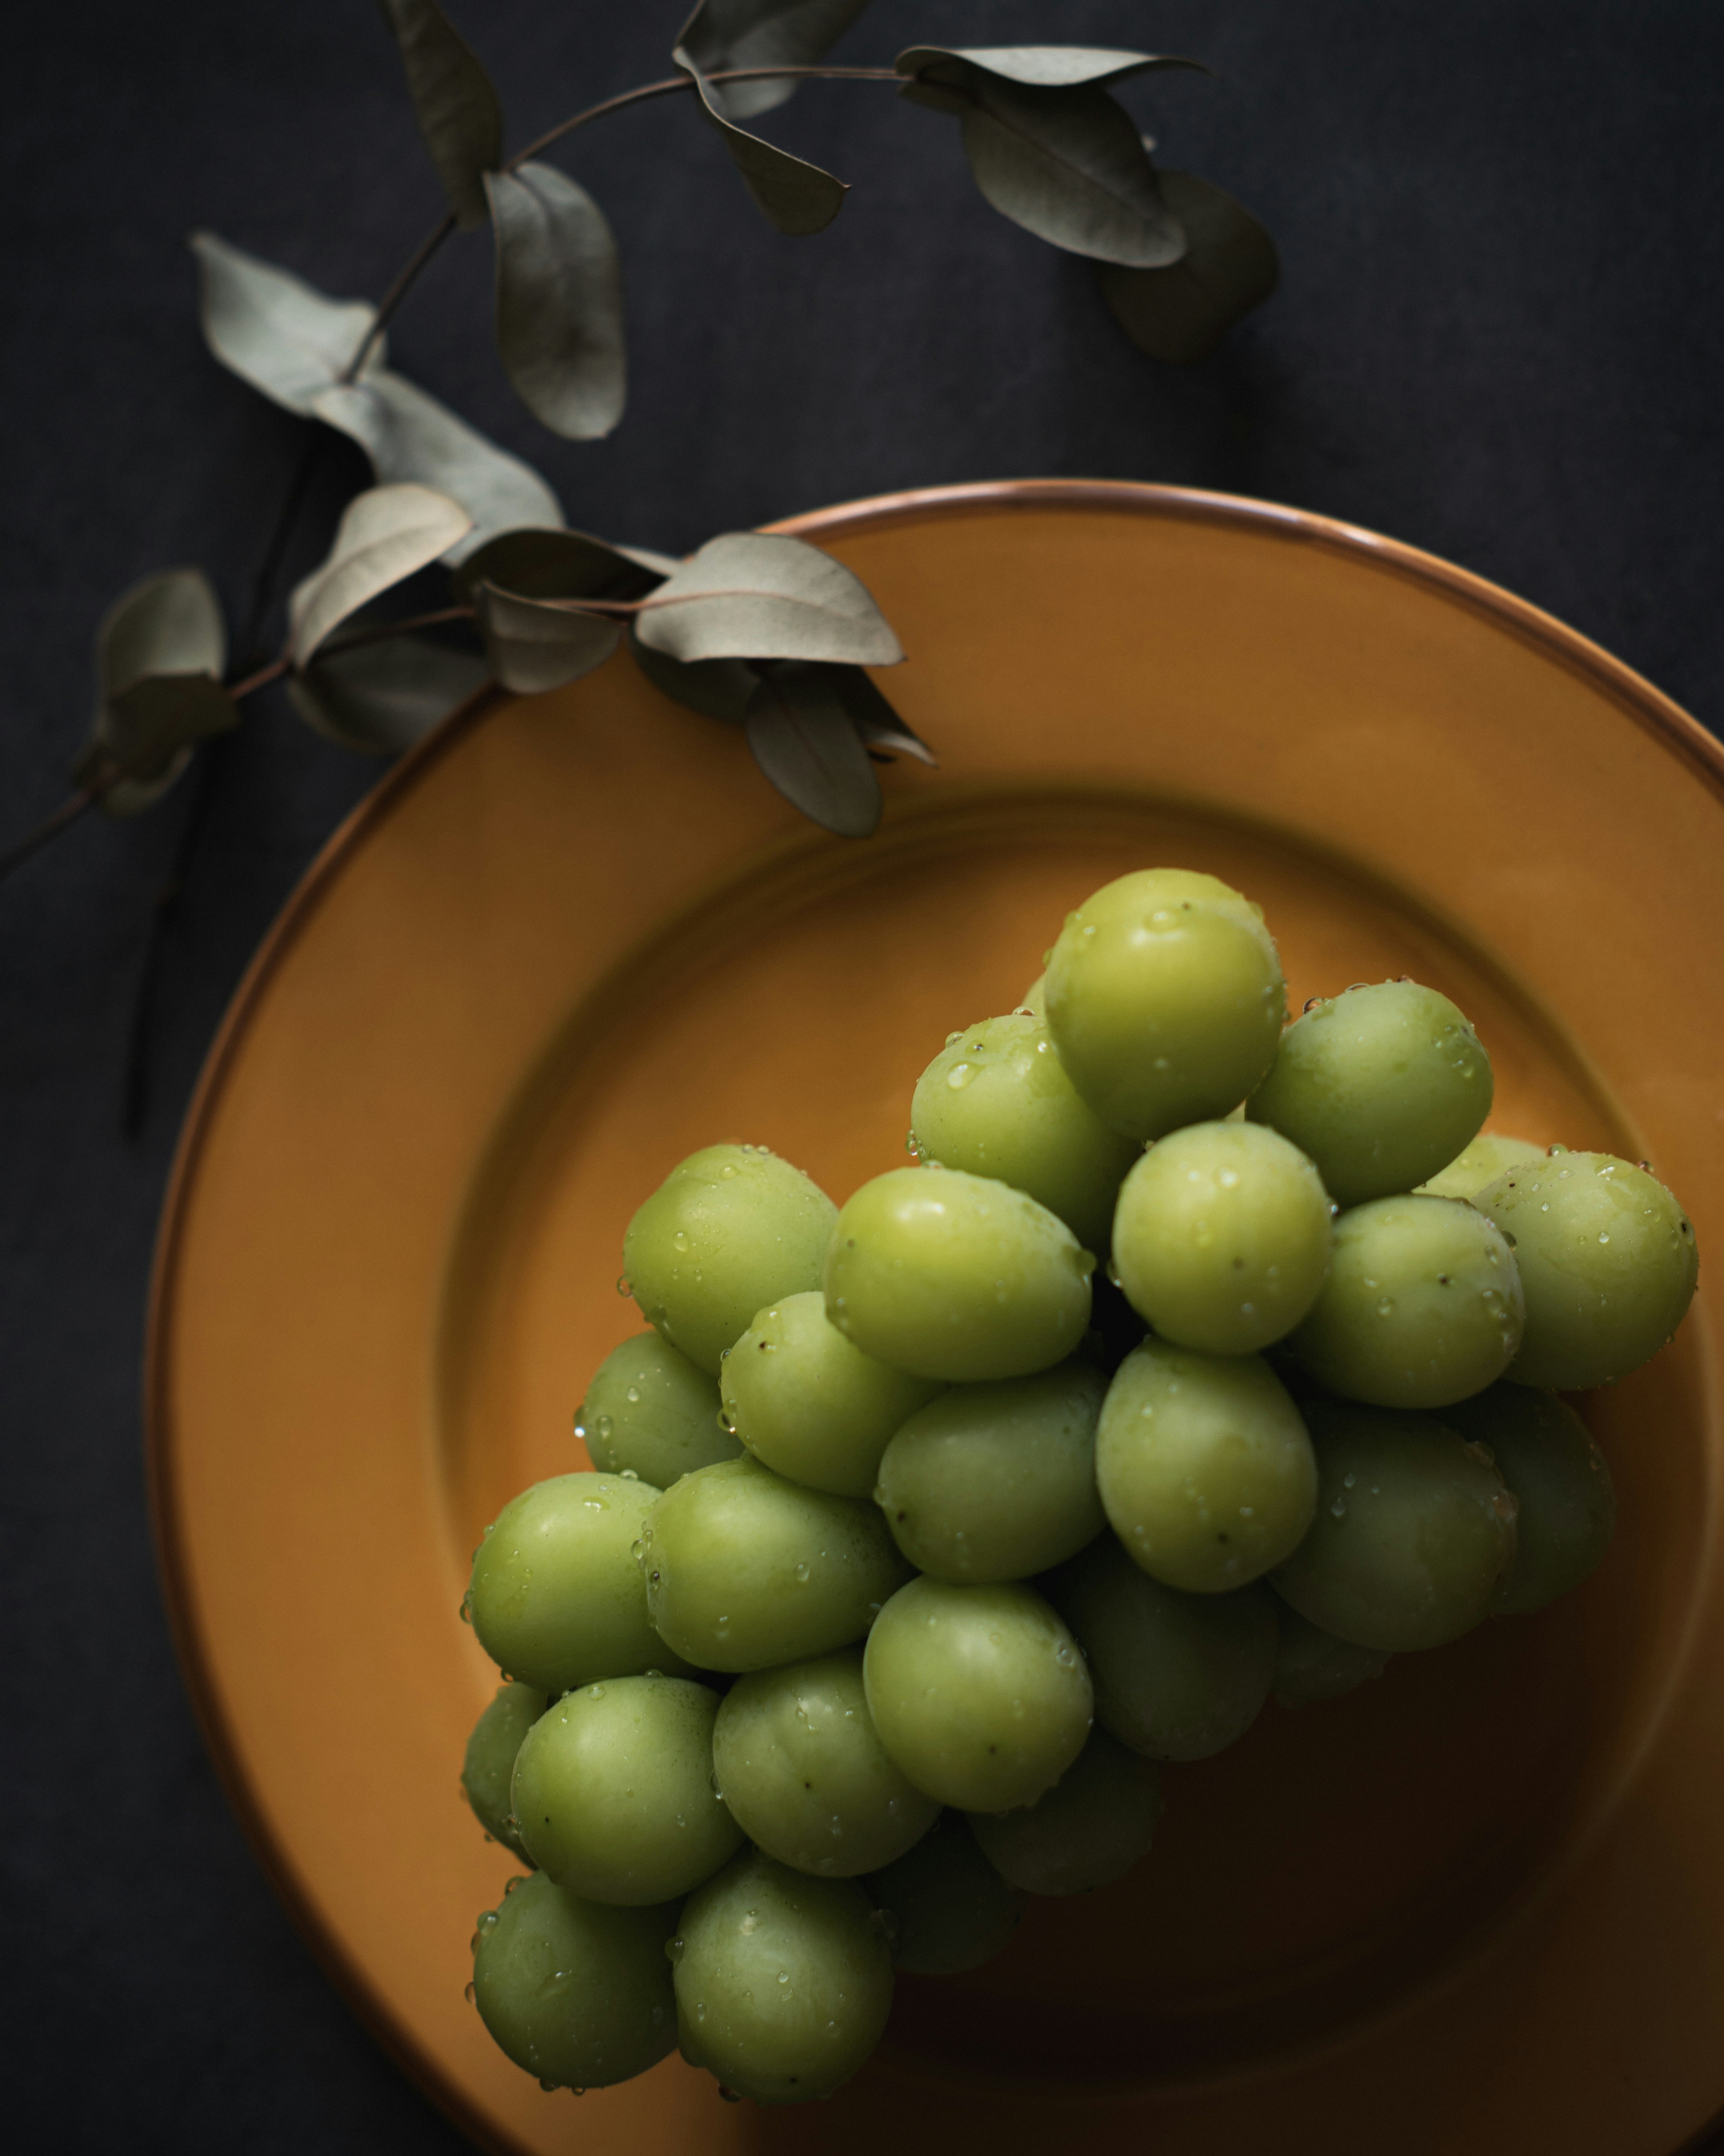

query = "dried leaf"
[633, 533, 903, 666]
[289, 483, 473, 664]
[1097, 169, 1279, 363]
[745, 664, 881, 836]
[451, 527, 662, 606]
[628, 632, 761, 722]
[192, 231, 378, 416]
[476, 585, 621, 694]
[313, 371, 563, 560]
[826, 663, 937, 764]
[75, 569, 231, 814]
[678, 0, 873, 119]
[377, 0, 503, 229]
[486, 163, 627, 441]
[673, 45, 848, 235]
[897, 45, 1200, 92]
[287, 631, 492, 753]
[82, 676, 239, 807]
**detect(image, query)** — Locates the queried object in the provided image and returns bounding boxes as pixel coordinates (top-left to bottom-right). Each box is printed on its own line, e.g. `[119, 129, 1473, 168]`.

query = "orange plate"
[149, 482, 1724, 2156]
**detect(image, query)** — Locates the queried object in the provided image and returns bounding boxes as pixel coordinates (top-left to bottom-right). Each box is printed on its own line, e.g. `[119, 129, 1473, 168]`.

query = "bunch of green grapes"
[456, 870, 1697, 2107]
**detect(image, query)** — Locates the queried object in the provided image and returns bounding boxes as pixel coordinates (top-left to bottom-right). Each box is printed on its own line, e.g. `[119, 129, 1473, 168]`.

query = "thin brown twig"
[0, 787, 102, 885]
[319, 605, 476, 654]
[342, 210, 458, 384]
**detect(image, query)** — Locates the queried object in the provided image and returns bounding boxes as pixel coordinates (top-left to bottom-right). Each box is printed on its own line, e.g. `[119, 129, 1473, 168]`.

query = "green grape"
[966, 1729, 1161, 1896]
[673, 1849, 894, 2105]
[1111, 1121, 1333, 1355]
[1269, 1403, 1518, 1650]
[874, 1361, 1108, 1583]
[824, 1166, 1094, 1383]
[577, 1331, 739, 1486]
[909, 1012, 1142, 1250]
[868, 1812, 1025, 1973]
[471, 1870, 678, 2090]
[1095, 1340, 1317, 1592]
[1287, 1195, 1524, 1409]
[1043, 869, 1286, 1141]
[862, 1576, 1092, 1811]
[1246, 980, 1493, 1205]
[1044, 1535, 1276, 1761]
[1416, 1132, 1544, 1202]
[1019, 974, 1047, 1017]
[1474, 1151, 1699, 1389]
[462, 1681, 547, 1859]
[712, 1650, 940, 1877]
[511, 1675, 743, 1903]
[721, 1291, 942, 1499]
[1271, 1602, 1391, 1707]
[1442, 1384, 1616, 1613]
[624, 1144, 838, 1374]
[467, 1473, 689, 1696]
[641, 1454, 906, 1673]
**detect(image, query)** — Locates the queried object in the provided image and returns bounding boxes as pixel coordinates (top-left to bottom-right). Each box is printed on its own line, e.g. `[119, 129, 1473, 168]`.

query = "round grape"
[874, 1360, 1107, 1583]
[578, 1331, 739, 1486]
[641, 1454, 906, 1673]
[1095, 1340, 1318, 1592]
[966, 1729, 1162, 1896]
[673, 1850, 894, 2105]
[462, 1681, 547, 1860]
[1270, 1403, 1518, 1650]
[1111, 1120, 1333, 1355]
[868, 1812, 1025, 1973]
[1044, 869, 1286, 1140]
[1442, 1384, 1616, 1613]
[1246, 980, 1493, 1206]
[624, 1144, 837, 1373]
[863, 1576, 1092, 1811]
[1270, 1602, 1391, 1708]
[824, 1166, 1094, 1383]
[721, 1290, 942, 1499]
[1416, 1132, 1544, 1202]
[1287, 1195, 1524, 1408]
[1475, 1151, 1699, 1389]
[511, 1675, 742, 1904]
[471, 1870, 678, 2091]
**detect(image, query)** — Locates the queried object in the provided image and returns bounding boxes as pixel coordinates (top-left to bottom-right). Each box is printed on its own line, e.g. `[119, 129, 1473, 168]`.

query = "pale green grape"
[673, 1850, 894, 2105]
[1095, 1340, 1317, 1592]
[1044, 1535, 1276, 1760]
[1442, 1384, 1616, 1612]
[874, 1360, 1107, 1582]
[966, 1729, 1161, 1896]
[624, 1144, 837, 1373]
[1287, 1195, 1524, 1408]
[868, 1813, 1025, 1973]
[1270, 1403, 1518, 1650]
[641, 1454, 906, 1673]
[862, 1576, 1092, 1811]
[578, 1331, 739, 1486]
[511, 1675, 743, 1903]
[1416, 1132, 1544, 1202]
[471, 1870, 678, 2090]
[910, 1012, 1141, 1250]
[824, 1166, 1094, 1382]
[1019, 974, 1047, 1017]
[1044, 869, 1286, 1140]
[467, 1473, 688, 1696]
[1475, 1151, 1699, 1389]
[1246, 980, 1493, 1205]
[1271, 1602, 1391, 1707]
[721, 1290, 942, 1499]
[1111, 1120, 1332, 1355]
[462, 1681, 547, 1860]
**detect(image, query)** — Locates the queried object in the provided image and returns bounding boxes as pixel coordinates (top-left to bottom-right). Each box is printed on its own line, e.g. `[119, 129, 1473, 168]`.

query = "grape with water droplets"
[1442, 1383, 1616, 1612]
[462, 1681, 547, 1859]
[967, 1728, 1162, 1896]
[868, 1812, 1026, 1973]
[1416, 1131, 1544, 1202]
[1270, 1602, 1392, 1707]
[578, 1331, 739, 1486]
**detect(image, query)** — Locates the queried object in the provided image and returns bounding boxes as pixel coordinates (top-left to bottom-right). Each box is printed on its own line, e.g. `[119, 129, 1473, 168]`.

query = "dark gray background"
[4, 2, 1722, 2148]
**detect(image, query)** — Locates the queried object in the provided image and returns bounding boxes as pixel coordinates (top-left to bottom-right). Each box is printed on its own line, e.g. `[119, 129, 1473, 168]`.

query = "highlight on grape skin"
[452, 861, 1695, 2107]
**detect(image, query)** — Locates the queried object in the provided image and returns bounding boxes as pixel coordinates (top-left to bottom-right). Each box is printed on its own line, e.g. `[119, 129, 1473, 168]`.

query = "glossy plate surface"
[149, 482, 1724, 2155]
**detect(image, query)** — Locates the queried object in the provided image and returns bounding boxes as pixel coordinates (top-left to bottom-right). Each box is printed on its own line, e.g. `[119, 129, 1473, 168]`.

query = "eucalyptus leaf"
[451, 527, 663, 606]
[77, 675, 239, 814]
[286, 631, 492, 753]
[377, 0, 503, 229]
[627, 631, 761, 722]
[1097, 169, 1279, 363]
[897, 45, 1201, 92]
[76, 568, 230, 814]
[673, 45, 849, 235]
[192, 231, 379, 416]
[634, 533, 902, 666]
[289, 483, 473, 664]
[313, 371, 563, 559]
[486, 163, 627, 441]
[825, 662, 937, 764]
[745, 663, 881, 836]
[476, 584, 622, 694]
[678, 0, 873, 119]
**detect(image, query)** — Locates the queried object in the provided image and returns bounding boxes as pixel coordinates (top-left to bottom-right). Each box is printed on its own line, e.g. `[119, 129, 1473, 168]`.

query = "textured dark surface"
[3, 3, 1723, 2149]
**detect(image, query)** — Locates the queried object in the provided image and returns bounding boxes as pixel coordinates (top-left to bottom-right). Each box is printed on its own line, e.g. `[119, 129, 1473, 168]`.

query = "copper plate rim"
[141, 478, 1724, 2156]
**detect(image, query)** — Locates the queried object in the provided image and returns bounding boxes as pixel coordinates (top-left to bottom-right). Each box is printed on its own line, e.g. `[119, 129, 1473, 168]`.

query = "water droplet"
[1330, 1497, 1347, 1518]
[794, 1561, 811, 1583]
[616, 1275, 632, 1296]
[464, 1981, 476, 2004]
[946, 1062, 976, 1090]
